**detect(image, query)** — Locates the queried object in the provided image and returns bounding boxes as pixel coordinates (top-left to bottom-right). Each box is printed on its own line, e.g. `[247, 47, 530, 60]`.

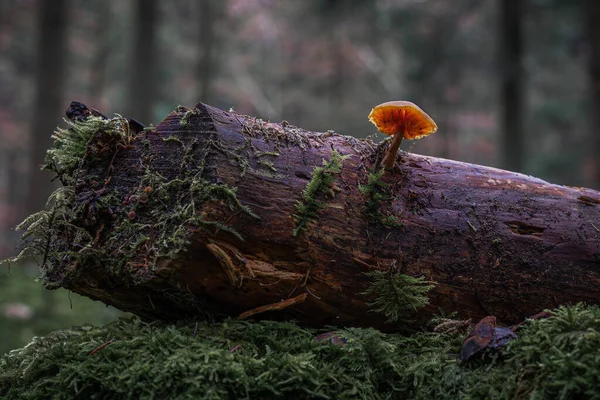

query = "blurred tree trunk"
[29, 0, 69, 319]
[197, 0, 218, 104]
[330, 25, 344, 106]
[2, 151, 21, 258]
[499, 0, 524, 173]
[0, 151, 7, 256]
[585, 0, 600, 188]
[28, 0, 68, 214]
[324, 0, 345, 122]
[128, 0, 157, 125]
[89, 0, 110, 111]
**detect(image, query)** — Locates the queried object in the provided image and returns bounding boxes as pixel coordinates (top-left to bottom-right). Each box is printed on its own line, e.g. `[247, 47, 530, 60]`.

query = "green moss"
[255, 151, 280, 158]
[293, 150, 347, 236]
[161, 135, 185, 146]
[179, 107, 200, 126]
[257, 160, 277, 172]
[44, 115, 133, 173]
[359, 168, 403, 229]
[5, 108, 260, 286]
[1, 304, 599, 399]
[241, 117, 311, 150]
[362, 269, 434, 323]
[1, 187, 93, 280]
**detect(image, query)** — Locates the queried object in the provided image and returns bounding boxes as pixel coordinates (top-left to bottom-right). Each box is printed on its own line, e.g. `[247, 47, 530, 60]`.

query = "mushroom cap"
[368, 100, 438, 139]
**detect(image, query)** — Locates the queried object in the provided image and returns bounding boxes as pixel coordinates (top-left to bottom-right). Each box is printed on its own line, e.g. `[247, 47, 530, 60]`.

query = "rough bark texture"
[38, 103, 600, 330]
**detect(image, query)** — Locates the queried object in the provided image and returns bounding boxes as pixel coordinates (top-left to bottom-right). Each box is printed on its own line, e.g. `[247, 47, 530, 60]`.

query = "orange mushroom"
[368, 101, 438, 169]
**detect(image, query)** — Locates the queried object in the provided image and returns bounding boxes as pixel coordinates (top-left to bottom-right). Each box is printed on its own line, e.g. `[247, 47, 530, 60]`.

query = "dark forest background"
[1, 0, 599, 353]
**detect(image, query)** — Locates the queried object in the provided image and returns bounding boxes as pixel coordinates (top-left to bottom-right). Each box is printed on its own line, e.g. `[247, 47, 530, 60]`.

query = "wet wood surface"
[43, 103, 600, 329]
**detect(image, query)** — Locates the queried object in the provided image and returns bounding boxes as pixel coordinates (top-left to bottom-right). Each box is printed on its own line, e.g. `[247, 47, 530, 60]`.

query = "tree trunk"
[499, 0, 524, 173]
[34, 102, 600, 330]
[28, 0, 68, 214]
[197, 0, 218, 104]
[585, 0, 600, 188]
[127, 0, 157, 125]
[29, 0, 69, 321]
[89, 0, 110, 111]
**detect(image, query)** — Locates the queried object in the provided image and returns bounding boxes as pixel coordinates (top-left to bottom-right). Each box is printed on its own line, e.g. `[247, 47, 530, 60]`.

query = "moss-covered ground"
[1, 304, 599, 399]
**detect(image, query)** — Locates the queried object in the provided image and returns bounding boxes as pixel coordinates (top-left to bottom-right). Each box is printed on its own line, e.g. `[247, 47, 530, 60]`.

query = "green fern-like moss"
[45, 115, 133, 172]
[362, 270, 434, 323]
[2, 304, 600, 399]
[293, 150, 346, 236]
[4, 106, 260, 287]
[359, 168, 403, 229]
[2, 187, 93, 277]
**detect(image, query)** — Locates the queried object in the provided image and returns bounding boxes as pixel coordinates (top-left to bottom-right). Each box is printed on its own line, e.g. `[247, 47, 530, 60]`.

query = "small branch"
[238, 293, 308, 319]
[89, 339, 114, 356]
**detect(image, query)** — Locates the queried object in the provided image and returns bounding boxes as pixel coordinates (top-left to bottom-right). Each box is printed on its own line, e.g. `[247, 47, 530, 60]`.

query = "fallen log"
[12, 102, 600, 329]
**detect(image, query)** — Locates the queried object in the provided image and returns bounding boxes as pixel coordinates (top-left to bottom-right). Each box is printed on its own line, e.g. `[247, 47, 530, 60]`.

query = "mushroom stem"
[381, 134, 403, 169]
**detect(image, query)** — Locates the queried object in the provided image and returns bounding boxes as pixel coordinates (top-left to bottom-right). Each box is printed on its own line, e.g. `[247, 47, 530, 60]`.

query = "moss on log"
[7, 102, 600, 329]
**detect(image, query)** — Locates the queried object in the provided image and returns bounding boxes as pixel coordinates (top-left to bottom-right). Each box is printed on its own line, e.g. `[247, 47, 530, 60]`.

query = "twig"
[467, 220, 477, 232]
[238, 293, 308, 319]
[306, 287, 321, 300]
[89, 339, 114, 356]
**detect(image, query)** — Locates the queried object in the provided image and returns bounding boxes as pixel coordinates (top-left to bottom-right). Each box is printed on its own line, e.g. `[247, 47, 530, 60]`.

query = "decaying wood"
[36, 102, 600, 330]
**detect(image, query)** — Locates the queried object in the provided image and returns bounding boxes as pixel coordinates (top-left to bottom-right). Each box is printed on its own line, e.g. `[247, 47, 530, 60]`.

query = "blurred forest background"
[1, 0, 599, 354]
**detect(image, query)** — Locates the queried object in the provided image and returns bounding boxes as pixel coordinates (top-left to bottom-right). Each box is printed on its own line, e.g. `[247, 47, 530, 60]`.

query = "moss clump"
[2, 187, 92, 279]
[2, 304, 600, 399]
[359, 168, 403, 229]
[362, 269, 434, 323]
[5, 109, 259, 287]
[255, 151, 280, 158]
[257, 160, 277, 172]
[179, 107, 200, 126]
[45, 115, 133, 173]
[293, 150, 346, 236]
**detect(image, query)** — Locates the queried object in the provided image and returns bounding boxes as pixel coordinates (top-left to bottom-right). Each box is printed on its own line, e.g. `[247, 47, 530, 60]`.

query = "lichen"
[362, 269, 434, 323]
[293, 150, 347, 236]
[241, 116, 311, 150]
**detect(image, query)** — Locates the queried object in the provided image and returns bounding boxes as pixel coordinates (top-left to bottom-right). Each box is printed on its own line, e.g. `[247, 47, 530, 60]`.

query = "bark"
[39, 102, 600, 330]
